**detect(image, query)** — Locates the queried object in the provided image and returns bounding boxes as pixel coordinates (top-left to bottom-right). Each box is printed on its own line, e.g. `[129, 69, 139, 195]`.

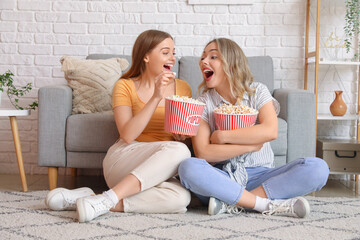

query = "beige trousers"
[103, 139, 191, 213]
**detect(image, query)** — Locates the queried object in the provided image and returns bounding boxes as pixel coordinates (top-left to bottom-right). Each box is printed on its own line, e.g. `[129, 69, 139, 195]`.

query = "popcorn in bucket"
[214, 103, 258, 130]
[165, 95, 205, 136]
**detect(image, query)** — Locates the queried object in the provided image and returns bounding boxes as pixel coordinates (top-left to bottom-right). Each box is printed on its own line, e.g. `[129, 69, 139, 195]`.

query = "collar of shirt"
[210, 88, 250, 107]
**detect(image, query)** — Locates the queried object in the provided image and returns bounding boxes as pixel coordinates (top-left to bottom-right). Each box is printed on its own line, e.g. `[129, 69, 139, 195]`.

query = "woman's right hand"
[153, 71, 175, 100]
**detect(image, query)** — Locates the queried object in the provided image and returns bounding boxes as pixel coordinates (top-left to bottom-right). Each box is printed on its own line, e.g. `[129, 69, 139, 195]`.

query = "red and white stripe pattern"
[214, 112, 258, 130]
[165, 99, 205, 136]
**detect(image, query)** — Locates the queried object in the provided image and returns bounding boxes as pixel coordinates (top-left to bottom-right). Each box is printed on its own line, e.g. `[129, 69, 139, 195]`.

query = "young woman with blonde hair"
[45, 30, 192, 222]
[179, 38, 329, 218]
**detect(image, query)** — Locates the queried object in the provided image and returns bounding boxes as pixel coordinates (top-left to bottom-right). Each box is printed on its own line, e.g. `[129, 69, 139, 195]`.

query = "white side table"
[0, 109, 30, 192]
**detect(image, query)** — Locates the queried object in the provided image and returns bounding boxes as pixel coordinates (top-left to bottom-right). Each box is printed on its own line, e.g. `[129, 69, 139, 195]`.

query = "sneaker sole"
[208, 197, 216, 215]
[76, 198, 87, 223]
[295, 196, 310, 218]
[45, 187, 94, 211]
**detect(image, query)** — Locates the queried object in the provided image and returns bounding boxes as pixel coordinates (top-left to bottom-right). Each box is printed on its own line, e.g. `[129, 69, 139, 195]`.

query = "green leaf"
[344, 0, 360, 58]
[0, 69, 38, 110]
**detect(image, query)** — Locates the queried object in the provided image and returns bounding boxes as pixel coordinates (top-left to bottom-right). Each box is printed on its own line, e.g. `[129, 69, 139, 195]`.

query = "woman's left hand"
[172, 134, 190, 142]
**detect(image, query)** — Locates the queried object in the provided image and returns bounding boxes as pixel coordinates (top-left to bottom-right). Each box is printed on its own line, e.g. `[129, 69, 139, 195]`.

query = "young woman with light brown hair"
[45, 30, 192, 222]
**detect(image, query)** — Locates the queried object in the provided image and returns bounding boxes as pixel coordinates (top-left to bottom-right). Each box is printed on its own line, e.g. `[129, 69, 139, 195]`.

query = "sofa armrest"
[273, 88, 316, 163]
[38, 85, 72, 167]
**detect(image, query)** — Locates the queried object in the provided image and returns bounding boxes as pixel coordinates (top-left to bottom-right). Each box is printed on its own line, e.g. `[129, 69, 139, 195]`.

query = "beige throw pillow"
[60, 56, 129, 114]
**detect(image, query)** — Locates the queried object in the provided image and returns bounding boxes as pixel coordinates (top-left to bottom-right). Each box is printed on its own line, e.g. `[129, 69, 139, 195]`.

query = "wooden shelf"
[317, 138, 359, 144]
[306, 1, 360, 181]
[305, 0, 360, 144]
[317, 114, 358, 120]
[308, 60, 360, 66]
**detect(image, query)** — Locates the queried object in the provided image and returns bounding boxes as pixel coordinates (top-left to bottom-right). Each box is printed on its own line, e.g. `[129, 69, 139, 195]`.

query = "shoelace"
[262, 199, 295, 216]
[63, 192, 95, 208]
[63, 194, 76, 208]
[91, 196, 114, 214]
[223, 204, 244, 214]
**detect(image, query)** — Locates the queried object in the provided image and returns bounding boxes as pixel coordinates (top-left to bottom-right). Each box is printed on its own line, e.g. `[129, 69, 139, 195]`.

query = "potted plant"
[344, 0, 360, 60]
[0, 70, 38, 110]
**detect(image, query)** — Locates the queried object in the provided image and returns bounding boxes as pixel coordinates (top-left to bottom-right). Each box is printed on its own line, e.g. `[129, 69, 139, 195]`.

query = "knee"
[166, 142, 191, 163]
[178, 158, 205, 188]
[178, 158, 203, 178]
[175, 142, 192, 159]
[303, 157, 329, 190]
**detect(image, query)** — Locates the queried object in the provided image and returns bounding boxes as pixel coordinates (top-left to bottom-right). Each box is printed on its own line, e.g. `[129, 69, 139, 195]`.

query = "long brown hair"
[121, 29, 173, 79]
[198, 38, 254, 100]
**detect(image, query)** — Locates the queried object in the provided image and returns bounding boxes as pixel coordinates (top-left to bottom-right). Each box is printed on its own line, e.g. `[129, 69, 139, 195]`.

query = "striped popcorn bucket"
[214, 112, 258, 130]
[165, 98, 205, 136]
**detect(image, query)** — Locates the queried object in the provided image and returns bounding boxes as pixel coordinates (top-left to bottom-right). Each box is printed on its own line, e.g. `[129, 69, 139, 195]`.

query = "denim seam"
[262, 182, 272, 199]
[231, 187, 244, 206]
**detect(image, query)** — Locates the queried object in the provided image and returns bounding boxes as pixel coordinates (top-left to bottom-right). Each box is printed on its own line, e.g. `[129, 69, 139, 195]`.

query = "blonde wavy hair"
[198, 38, 254, 100]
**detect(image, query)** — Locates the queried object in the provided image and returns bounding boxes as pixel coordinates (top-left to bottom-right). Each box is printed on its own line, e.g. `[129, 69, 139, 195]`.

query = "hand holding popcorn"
[164, 95, 205, 136]
[153, 71, 176, 100]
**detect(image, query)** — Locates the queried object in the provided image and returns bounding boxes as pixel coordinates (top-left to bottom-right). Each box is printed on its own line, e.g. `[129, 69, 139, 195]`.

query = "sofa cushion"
[67, 152, 106, 169]
[178, 56, 203, 98]
[247, 56, 274, 93]
[66, 111, 118, 152]
[61, 56, 129, 114]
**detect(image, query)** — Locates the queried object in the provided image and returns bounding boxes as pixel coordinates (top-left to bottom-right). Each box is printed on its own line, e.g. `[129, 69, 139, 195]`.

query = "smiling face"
[200, 42, 228, 90]
[144, 37, 176, 77]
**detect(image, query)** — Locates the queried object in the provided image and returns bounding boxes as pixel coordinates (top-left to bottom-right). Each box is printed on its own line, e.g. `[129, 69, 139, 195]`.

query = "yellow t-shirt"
[112, 78, 192, 142]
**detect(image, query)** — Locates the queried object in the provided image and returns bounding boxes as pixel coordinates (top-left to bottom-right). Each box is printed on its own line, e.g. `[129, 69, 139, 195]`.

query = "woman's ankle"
[110, 199, 124, 212]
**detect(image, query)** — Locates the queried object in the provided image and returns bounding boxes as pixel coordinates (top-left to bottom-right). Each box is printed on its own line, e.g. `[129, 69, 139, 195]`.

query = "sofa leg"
[48, 167, 58, 190]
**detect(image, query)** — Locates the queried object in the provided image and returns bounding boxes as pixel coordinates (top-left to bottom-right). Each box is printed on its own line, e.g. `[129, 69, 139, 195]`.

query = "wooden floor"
[0, 173, 359, 198]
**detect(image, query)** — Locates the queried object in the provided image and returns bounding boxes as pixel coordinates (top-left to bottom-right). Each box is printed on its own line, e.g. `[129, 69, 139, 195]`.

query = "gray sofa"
[38, 54, 316, 189]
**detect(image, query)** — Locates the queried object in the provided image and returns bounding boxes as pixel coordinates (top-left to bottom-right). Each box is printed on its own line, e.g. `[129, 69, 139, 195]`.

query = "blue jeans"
[178, 157, 329, 205]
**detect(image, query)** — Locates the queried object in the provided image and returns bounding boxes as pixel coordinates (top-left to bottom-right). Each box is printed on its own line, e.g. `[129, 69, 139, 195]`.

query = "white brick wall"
[0, 0, 354, 175]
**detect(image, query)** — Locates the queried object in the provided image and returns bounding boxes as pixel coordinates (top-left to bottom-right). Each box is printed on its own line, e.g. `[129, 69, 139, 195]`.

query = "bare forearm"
[120, 97, 161, 143]
[195, 143, 260, 163]
[193, 119, 262, 163]
[220, 124, 277, 145]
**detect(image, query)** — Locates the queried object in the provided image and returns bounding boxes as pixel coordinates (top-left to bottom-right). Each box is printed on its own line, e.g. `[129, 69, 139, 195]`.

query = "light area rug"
[1, 191, 360, 240]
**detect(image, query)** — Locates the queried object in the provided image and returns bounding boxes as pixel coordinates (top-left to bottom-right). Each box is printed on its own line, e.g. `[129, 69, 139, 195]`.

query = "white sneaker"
[45, 187, 95, 211]
[208, 197, 244, 215]
[76, 194, 114, 223]
[262, 196, 310, 218]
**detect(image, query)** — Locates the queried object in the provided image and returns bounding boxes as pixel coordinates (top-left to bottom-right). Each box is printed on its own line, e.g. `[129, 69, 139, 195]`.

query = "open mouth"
[204, 69, 214, 80]
[164, 64, 173, 71]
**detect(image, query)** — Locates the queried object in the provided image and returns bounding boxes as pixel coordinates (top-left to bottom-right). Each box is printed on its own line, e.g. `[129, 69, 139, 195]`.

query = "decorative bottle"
[330, 90, 347, 116]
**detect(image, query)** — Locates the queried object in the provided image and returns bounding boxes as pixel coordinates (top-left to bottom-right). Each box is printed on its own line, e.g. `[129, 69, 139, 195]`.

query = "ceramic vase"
[330, 90, 347, 116]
